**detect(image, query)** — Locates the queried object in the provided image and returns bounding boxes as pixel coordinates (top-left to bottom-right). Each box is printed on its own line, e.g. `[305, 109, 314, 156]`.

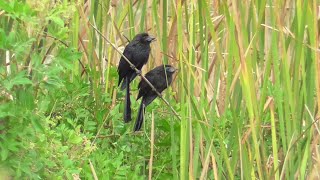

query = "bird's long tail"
[134, 99, 145, 131]
[121, 73, 137, 90]
[124, 77, 131, 122]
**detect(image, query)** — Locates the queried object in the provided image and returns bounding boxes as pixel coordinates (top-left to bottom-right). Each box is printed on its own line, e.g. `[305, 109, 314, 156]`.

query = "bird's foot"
[136, 70, 142, 75]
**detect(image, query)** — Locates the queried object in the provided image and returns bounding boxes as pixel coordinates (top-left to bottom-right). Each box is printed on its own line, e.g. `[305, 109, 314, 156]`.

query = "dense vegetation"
[0, 0, 319, 179]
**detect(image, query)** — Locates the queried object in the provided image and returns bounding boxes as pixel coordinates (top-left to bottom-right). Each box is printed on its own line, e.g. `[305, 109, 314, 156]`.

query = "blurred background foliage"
[0, 0, 320, 179]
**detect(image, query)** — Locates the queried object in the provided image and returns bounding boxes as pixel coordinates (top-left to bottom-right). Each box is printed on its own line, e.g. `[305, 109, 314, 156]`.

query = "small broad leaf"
[4, 71, 32, 90]
[0, 144, 9, 161]
[31, 116, 45, 133]
[48, 16, 65, 27]
[69, 133, 82, 144]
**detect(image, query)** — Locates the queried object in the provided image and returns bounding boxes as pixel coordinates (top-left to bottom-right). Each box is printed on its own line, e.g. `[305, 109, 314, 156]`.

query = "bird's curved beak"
[146, 36, 156, 42]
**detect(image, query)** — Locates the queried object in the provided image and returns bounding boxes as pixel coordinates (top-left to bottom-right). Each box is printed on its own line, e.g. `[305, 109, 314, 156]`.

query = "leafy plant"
[1, 0, 319, 179]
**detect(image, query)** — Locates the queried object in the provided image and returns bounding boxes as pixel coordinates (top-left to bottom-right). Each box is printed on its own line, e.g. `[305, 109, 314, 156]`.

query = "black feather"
[134, 99, 145, 131]
[117, 33, 155, 122]
[134, 64, 176, 131]
[124, 77, 131, 122]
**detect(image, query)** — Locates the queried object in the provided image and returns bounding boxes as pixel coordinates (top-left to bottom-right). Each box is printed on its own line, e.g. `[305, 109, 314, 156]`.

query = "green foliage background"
[0, 0, 320, 179]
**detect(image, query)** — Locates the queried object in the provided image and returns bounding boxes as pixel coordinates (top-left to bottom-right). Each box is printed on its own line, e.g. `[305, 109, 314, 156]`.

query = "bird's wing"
[143, 95, 158, 106]
[136, 70, 157, 99]
[138, 69, 158, 90]
[117, 49, 133, 85]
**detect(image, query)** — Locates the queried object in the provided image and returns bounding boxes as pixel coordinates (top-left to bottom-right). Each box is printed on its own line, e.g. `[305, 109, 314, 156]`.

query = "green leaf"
[31, 116, 45, 133]
[48, 16, 65, 27]
[0, 1, 13, 14]
[68, 133, 82, 144]
[0, 144, 9, 161]
[4, 71, 32, 90]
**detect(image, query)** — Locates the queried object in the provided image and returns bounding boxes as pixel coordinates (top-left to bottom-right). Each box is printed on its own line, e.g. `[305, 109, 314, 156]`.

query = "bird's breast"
[133, 46, 150, 63]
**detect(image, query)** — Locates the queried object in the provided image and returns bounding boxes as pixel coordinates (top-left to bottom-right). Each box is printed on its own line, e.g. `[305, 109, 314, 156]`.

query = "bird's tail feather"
[124, 77, 131, 122]
[120, 73, 137, 90]
[120, 78, 127, 90]
[134, 99, 145, 131]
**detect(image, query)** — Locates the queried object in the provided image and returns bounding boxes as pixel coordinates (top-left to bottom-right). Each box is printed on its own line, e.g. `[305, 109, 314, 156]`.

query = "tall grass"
[1, 0, 319, 179]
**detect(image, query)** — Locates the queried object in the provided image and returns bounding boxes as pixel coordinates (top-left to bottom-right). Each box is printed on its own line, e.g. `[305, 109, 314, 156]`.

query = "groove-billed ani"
[118, 33, 155, 122]
[134, 65, 177, 131]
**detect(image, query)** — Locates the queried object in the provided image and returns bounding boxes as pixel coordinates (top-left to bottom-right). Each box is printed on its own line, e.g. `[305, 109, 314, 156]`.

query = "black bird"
[118, 33, 155, 122]
[134, 64, 177, 131]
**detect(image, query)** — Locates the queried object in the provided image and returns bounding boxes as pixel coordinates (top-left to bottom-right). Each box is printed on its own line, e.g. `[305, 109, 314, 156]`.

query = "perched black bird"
[118, 33, 155, 123]
[134, 64, 177, 131]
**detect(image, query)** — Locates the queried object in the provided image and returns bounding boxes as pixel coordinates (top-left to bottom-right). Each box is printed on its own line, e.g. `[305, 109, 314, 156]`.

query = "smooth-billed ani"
[134, 64, 177, 131]
[118, 33, 155, 122]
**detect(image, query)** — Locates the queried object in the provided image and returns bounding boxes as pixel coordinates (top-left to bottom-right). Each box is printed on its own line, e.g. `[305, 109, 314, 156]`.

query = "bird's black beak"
[146, 36, 156, 42]
[166, 66, 177, 73]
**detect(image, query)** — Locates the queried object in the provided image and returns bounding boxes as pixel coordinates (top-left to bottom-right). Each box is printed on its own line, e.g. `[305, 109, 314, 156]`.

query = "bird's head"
[134, 33, 156, 44]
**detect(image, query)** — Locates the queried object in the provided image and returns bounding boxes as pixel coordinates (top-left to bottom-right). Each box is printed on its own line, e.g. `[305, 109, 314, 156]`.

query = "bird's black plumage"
[118, 33, 155, 123]
[134, 64, 176, 131]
